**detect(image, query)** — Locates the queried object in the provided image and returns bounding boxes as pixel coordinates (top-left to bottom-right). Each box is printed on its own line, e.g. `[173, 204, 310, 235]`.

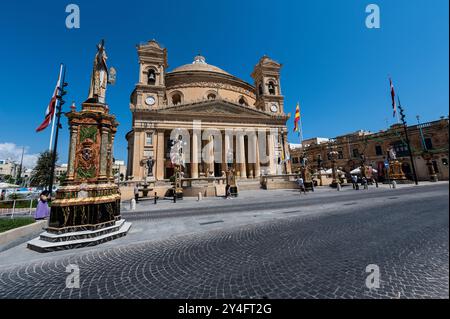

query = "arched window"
[268, 81, 276, 95]
[258, 84, 263, 96]
[238, 96, 248, 106]
[207, 93, 216, 100]
[172, 93, 182, 105]
[147, 69, 156, 85]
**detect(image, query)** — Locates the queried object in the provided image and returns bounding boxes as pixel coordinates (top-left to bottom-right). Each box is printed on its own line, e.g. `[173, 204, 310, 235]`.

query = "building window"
[292, 157, 299, 164]
[258, 84, 263, 96]
[425, 138, 433, 150]
[238, 96, 248, 106]
[338, 150, 344, 159]
[207, 93, 216, 100]
[268, 81, 276, 95]
[145, 133, 153, 146]
[393, 141, 409, 157]
[352, 149, 360, 158]
[147, 69, 156, 85]
[172, 93, 182, 105]
[442, 158, 448, 166]
[375, 145, 383, 156]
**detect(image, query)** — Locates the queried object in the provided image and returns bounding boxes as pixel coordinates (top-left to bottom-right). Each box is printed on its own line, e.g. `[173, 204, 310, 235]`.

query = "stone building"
[126, 40, 291, 182]
[290, 117, 449, 182]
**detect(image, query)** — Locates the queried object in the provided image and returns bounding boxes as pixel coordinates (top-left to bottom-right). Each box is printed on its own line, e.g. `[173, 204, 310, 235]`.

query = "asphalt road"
[0, 183, 448, 299]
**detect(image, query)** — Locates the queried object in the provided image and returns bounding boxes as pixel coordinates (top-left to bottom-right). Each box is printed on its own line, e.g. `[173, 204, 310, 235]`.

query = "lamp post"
[398, 102, 419, 185]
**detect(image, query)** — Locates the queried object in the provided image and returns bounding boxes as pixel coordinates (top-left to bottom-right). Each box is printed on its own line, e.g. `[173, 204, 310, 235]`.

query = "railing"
[0, 198, 39, 218]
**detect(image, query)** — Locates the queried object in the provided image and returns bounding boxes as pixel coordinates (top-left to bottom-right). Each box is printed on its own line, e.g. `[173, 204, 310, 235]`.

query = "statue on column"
[87, 40, 116, 104]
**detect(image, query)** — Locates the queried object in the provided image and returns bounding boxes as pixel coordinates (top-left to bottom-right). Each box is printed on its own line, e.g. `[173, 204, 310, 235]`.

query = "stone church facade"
[126, 40, 292, 181]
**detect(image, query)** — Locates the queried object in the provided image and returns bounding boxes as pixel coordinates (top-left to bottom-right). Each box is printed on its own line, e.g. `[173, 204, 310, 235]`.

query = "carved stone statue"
[388, 147, 397, 160]
[87, 40, 116, 104]
[146, 157, 154, 177]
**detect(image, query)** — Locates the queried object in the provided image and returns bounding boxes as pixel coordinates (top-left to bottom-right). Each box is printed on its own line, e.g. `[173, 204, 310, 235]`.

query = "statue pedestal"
[387, 160, 412, 184]
[28, 100, 131, 252]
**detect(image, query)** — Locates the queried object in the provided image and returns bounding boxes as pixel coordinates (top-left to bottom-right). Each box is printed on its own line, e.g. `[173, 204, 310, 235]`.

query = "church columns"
[156, 130, 165, 180]
[251, 134, 260, 178]
[208, 135, 214, 175]
[191, 130, 199, 178]
[268, 134, 276, 175]
[238, 132, 247, 178]
[283, 132, 292, 174]
[221, 131, 227, 174]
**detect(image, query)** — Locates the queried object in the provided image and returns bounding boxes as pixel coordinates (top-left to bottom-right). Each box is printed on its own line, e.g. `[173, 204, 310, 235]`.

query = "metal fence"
[0, 199, 39, 218]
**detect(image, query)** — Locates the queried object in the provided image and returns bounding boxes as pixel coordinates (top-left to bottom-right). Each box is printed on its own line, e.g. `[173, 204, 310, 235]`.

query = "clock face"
[270, 103, 278, 113]
[145, 96, 156, 106]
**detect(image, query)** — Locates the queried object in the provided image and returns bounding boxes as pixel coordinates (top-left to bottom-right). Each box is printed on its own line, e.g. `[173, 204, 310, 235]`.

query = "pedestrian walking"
[134, 184, 139, 203]
[34, 190, 50, 220]
[351, 175, 358, 190]
[297, 176, 306, 195]
[362, 177, 368, 190]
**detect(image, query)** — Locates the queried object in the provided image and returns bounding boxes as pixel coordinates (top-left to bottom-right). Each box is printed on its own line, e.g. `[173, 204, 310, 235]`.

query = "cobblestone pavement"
[0, 184, 448, 299]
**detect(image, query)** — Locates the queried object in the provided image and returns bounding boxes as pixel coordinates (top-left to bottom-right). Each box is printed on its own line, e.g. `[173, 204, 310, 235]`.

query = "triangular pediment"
[158, 100, 273, 118]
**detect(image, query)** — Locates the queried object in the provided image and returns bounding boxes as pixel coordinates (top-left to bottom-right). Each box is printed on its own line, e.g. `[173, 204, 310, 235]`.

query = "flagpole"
[298, 101, 304, 144]
[48, 64, 64, 151]
[48, 64, 66, 195]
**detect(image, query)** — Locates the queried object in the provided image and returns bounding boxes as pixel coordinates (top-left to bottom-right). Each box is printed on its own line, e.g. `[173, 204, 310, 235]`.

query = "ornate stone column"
[191, 130, 199, 178]
[238, 133, 247, 178]
[252, 134, 260, 178]
[283, 132, 292, 174]
[66, 125, 78, 182]
[208, 135, 215, 175]
[268, 134, 276, 175]
[98, 125, 110, 182]
[156, 130, 165, 180]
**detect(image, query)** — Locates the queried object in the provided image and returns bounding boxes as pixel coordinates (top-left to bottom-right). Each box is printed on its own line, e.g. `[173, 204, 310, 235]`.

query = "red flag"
[36, 79, 59, 132]
[389, 78, 396, 117]
[293, 103, 300, 132]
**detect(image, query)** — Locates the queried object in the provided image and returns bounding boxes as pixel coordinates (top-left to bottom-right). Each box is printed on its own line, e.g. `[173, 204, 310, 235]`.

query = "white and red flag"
[36, 68, 62, 132]
[389, 77, 396, 117]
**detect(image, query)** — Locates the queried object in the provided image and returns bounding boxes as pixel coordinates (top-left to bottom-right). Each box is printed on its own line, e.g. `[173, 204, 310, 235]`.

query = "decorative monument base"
[27, 183, 131, 253]
[26, 40, 131, 253]
[385, 160, 413, 184]
[27, 219, 131, 253]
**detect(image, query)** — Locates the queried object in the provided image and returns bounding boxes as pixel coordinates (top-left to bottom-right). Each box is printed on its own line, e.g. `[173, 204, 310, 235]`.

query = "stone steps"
[27, 219, 131, 253]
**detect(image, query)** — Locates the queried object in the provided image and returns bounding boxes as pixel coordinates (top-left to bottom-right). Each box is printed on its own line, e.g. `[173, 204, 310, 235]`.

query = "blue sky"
[0, 0, 448, 167]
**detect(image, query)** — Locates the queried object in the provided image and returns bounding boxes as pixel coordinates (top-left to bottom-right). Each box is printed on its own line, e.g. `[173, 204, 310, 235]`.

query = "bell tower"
[251, 56, 284, 115]
[133, 40, 168, 111]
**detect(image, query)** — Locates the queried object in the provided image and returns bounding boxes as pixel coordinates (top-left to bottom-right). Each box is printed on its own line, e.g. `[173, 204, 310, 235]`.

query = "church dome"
[169, 55, 231, 76]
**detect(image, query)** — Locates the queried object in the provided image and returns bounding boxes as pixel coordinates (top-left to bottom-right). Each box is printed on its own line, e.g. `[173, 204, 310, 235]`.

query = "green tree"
[30, 151, 58, 187]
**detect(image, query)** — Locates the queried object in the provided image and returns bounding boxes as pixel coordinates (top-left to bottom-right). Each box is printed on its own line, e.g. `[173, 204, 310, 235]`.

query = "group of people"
[351, 175, 378, 190]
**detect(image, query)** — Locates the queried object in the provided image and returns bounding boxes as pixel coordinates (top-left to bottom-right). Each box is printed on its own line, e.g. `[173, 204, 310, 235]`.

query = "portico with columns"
[126, 40, 292, 183]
